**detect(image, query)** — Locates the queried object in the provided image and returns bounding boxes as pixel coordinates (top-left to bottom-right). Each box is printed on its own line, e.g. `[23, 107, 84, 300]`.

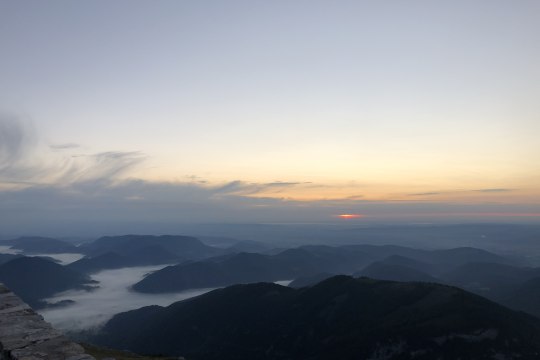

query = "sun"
[337, 214, 364, 219]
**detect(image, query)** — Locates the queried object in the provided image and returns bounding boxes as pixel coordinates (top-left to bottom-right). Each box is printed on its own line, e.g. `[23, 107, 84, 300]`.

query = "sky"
[0, 1, 539, 233]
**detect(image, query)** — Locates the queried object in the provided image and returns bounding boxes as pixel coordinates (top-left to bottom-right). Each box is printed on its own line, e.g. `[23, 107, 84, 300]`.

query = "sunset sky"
[1, 1, 539, 232]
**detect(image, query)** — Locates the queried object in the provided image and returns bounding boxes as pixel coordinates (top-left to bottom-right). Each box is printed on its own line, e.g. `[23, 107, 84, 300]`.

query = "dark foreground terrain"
[92, 276, 540, 360]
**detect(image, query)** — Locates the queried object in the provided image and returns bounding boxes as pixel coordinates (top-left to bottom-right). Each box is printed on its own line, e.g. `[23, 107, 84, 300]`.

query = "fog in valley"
[36, 253, 85, 265]
[40, 265, 218, 332]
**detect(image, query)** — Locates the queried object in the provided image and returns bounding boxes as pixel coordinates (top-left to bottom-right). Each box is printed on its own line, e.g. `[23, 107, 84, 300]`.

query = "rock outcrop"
[0, 283, 94, 360]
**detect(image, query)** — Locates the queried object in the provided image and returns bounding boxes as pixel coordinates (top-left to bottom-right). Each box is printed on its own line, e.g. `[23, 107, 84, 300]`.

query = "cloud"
[214, 180, 304, 196]
[50, 143, 80, 150]
[0, 116, 144, 188]
[409, 189, 515, 196]
[409, 192, 442, 196]
[0, 114, 35, 171]
[474, 188, 513, 193]
[63, 151, 144, 186]
[266, 182, 305, 187]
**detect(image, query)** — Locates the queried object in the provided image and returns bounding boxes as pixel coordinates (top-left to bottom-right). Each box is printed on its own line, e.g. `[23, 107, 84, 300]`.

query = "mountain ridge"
[94, 276, 540, 359]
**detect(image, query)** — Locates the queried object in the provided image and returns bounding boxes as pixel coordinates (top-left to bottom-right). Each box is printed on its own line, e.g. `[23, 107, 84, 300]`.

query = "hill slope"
[94, 276, 540, 360]
[133, 245, 509, 294]
[67, 252, 137, 274]
[132, 246, 374, 293]
[79, 235, 221, 262]
[355, 262, 438, 283]
[0, 257, 92, 308]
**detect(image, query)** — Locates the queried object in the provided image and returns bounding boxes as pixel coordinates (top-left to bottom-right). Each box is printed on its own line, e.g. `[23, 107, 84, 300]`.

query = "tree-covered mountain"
[132, 245, 511, 294]
[0, 256, 93, 308]
[371, 254, 437, 273]
[439, 262, 540, 302]
[355, 262, 438, 283]
[93, 276, 540, 360]
[0, 253, 23, 265]
[69, 247, 183, 274]
[132, 246, 374, 293]
[67, 252, 138, 274]
[503, 277, 540, 318]
[288, 272, 336, 288]
[78, 235, 222, 263]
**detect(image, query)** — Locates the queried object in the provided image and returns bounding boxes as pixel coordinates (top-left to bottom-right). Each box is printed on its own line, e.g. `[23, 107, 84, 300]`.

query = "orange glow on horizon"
[443, 212, 540, 218]
[338, 214, 364, 219]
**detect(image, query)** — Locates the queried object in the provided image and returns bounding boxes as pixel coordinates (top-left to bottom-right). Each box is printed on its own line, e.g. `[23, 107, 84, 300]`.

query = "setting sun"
[337, 214, 364, 219]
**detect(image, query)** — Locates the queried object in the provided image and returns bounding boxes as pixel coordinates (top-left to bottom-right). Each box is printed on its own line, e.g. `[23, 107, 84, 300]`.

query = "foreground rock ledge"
[0, 283, 94, 360]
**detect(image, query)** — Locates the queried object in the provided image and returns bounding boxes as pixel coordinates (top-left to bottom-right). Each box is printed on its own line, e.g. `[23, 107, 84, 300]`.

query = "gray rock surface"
[0, 283, 95, 360]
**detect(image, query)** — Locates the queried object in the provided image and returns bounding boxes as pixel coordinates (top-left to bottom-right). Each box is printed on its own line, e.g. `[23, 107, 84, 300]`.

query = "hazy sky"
[0, 1, 539, 231]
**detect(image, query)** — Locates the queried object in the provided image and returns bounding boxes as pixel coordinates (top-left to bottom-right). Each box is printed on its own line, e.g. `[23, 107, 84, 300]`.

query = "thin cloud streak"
[214, 180, 306, 196]
[409, 192, 442, 196]
[0, 116, 145, 188]
[475, 188, 514, 193]
[50, 143, 81, 150]
[409, 189, 516, 197]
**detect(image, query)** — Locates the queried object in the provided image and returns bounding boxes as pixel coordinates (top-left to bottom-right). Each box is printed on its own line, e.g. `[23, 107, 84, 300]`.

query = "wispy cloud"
[409, 189, 515, 197]
[409, 192, 442, 196]
[474, 188, 513, 193]
[0, 114, 35, 171]
[214, 180, 305, 196]
[0, 116, 145, 188]
[64, 151, 145, 185]
[49, 143, 80, 150]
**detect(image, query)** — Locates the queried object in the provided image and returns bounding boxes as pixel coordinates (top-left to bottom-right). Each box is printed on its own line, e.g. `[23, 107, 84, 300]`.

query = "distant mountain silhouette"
[373, 254, 437, 273]
[132, 246, 374, 293]
[67, 252, 137, 274]
[355, 262, 438, 283]
[288, 272, 336, 288]
[439, 262, 540, 301]
[342, 245, 511, 274]
[504, 277, 540, 318]
[123, 245, 179, 264]
[94, 276, 540, 359]
[132, 245, 510, 294]
[133, 252, 284, 293]
[224, 240, 274, 253]
[426, 247, 512, 267]
[78, 235, 222, 263]
[0, 257, 93, 308]
[2, 236, 79, 254]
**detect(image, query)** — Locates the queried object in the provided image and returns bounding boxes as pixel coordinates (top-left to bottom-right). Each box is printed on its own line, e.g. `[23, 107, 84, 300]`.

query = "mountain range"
[0, 257, 94, 308]
[94, 276, 540, 360]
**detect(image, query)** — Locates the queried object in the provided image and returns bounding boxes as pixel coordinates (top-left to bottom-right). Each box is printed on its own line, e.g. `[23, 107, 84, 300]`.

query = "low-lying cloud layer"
[40, 265, 218, 331]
